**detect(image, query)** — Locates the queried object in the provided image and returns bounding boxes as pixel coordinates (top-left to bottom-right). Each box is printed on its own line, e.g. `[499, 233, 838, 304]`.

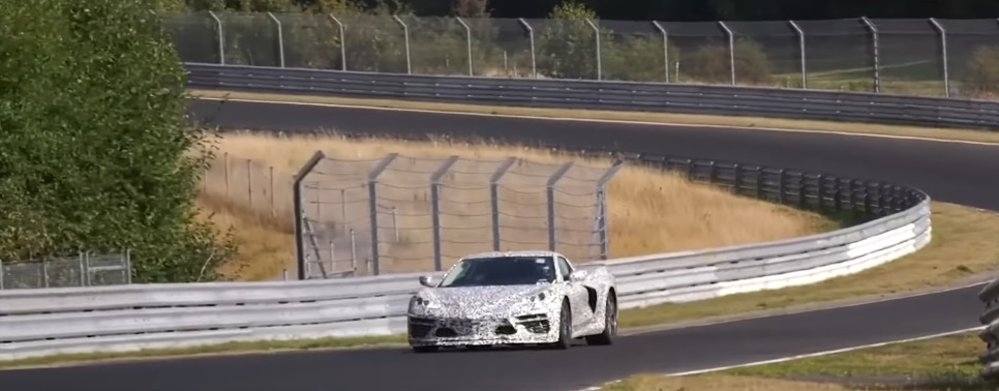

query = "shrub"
[0, 0, 236, 282]
[958, 45, 999, 98]
[681, 38, 772, 85]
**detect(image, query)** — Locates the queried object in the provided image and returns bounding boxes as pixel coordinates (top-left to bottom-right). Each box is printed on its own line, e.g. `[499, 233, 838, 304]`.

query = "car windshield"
[438, 256, 556, 287]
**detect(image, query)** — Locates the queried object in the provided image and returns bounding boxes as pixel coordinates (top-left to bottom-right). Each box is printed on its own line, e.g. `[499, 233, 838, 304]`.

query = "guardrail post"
[755, 167, 764, 198]
[455, 17, 474, 76]
[652, 21, 669, 82]
[595, 160, 625, 259]
[366, 153, 398, 275]
[293, 151, 326, 280]
[718, 21, 736, 85]
[777, 169, 786, 203]
[489, 158, 517, 251]
[430, 156, 460, 271]
[861, 16, 881, 93]
[392, 15, 412, 74]
[546, 163, 574, 251]
[329, 14, 347, 71]
[585, 19, 602, 80]
[929, 18, 949, 97]
[788, 20, 807, 89]
[267, 12, 285, 68]
[208, 11, 224, 65]
[731, 164, 742, 194]
[518, 18, 537, 78]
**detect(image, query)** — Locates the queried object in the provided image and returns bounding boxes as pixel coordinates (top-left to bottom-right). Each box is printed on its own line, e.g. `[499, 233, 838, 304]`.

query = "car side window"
[556, 257, 572, 281]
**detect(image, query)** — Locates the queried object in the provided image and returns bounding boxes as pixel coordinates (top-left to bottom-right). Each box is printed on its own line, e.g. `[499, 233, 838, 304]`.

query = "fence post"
[367, 153, 398, 276]
[595, 161, 625, 259]
[124, 249, 132, 284]
[489, 157, 517, 251]
[455, 17, 473, 76]
[861, 16, 881, 93]
[329, 14, 347, 71]
[546, 163, 574, 252]
[518, 18, 537, 78]
[788, 20, 807, 89]
[208, 11, 224, 65]
[929, 18, 949, 97]
[267, 12, 285, 68]
[718, 21, 736, 85]
[293, 151, 326, 280]
[430, 156, 459, 271]
[392, 15, 412, 74]
[585, 19, 602, 80]
[652, 21, 669, 82]
[246, 159, 253, 208]
[0, 258, 4, 290]
[42, 257, 49, 288]
[350, 228, 357, 272]
[224, 152, 230, 198]
[269, 165, 275, 218]
[79, 252, 87, 287]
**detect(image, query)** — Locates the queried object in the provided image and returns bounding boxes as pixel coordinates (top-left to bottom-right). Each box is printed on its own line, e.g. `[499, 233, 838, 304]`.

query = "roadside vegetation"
[0, 0, 236, 282]
[603, 331, 995, 391]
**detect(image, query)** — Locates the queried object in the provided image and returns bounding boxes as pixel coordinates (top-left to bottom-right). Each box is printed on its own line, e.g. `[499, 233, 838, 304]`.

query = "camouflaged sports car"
[406, 251, 618, 352]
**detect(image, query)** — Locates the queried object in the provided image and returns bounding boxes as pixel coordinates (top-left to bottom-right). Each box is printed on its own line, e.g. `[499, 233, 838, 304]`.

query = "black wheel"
[552, 299, 572, 349]
[585, 293, 617, 346]
[411, 345, 438, 353]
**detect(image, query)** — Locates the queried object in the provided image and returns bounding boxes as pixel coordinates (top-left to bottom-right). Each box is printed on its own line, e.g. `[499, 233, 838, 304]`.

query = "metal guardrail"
[0, 152, 931, 361]
[183, 62, 999, 130]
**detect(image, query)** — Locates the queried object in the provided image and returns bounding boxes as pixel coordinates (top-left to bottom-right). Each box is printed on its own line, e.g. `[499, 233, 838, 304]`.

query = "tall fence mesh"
[294, 153, 620, 279]
[162, 13, 999, 98]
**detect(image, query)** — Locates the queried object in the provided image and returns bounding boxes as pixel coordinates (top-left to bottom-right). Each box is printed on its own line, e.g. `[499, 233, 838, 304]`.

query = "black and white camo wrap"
[407, 251, 616, 348]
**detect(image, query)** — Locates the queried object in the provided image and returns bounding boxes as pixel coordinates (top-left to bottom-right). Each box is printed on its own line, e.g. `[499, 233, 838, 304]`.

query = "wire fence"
[199, 151, 296, 230]
[293, 152, 623, 278]
[0, 252, 132, 290]
[162, 12, 999, 98]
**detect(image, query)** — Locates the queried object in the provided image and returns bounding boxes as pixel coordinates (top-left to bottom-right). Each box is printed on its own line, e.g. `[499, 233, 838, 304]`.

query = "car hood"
[417, 284, 551, 317]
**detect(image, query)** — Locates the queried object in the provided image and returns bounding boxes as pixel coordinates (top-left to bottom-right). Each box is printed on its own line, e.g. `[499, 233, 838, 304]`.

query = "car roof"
[460, 250, 565, 260]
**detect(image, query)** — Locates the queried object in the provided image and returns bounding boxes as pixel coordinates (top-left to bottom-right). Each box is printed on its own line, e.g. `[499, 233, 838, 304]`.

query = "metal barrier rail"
[0, 151, 931, 361]
[183, 62, 999, 130]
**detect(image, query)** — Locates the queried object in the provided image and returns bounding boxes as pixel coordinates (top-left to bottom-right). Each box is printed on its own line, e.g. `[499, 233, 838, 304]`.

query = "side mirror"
[418, 275, 436, 287]
[568, 269, 589, 281]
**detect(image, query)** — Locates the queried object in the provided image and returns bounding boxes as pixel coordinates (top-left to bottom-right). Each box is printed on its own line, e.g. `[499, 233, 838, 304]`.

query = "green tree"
[0, 0, 236, 282]
[537, 0, 606, 79]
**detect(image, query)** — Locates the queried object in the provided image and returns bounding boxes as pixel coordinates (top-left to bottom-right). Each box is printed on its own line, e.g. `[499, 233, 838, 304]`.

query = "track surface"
[3, 98, 998, 391]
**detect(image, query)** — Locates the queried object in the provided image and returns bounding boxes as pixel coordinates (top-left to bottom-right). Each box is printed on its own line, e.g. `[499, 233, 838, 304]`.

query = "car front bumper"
[407, 312, 560, 347]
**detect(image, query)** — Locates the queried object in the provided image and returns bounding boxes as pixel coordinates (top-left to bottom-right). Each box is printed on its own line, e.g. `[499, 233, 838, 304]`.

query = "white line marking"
[621, 280, 989, 337]
[664, 326, 985, 377]
[193, 95, 999, 148]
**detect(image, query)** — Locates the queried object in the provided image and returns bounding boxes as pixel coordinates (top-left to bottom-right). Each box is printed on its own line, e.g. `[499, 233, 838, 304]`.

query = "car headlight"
[528, 292, 547, 302]
[409, 296, 436, 313]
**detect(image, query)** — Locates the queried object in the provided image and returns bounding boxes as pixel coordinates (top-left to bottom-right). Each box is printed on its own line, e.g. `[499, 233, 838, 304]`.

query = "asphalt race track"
[2, 98, 998, 391]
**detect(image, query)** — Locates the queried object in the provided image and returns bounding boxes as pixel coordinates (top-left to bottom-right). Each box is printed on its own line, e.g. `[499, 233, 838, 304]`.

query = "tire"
[585, 293, 617, 346]
[411, 345, 438, 353]
[551, 299, 572, 349]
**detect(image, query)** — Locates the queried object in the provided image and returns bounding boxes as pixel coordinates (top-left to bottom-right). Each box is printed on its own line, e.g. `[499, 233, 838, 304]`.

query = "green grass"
[604, 331, 995, 391]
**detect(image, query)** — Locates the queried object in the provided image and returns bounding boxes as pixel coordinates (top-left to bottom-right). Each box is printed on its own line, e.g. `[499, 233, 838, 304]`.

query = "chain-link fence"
[0, 252, 132, 290]
[163, 12, 999, 98]
[291, 152, 622, 279]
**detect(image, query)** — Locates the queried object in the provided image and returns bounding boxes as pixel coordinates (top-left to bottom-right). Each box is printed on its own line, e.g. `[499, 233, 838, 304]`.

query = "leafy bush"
[537, 0, 603, 79]
[681, 38, 772, 85]
[959, 45, 999, 98]
[0, 0, 236, 282]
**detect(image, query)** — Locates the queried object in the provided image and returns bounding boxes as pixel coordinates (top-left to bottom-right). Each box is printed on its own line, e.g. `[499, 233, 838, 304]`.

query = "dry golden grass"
[198, 132, 832, 280]
[604, 332, 991, 391]
[190, 89, 999, 145]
